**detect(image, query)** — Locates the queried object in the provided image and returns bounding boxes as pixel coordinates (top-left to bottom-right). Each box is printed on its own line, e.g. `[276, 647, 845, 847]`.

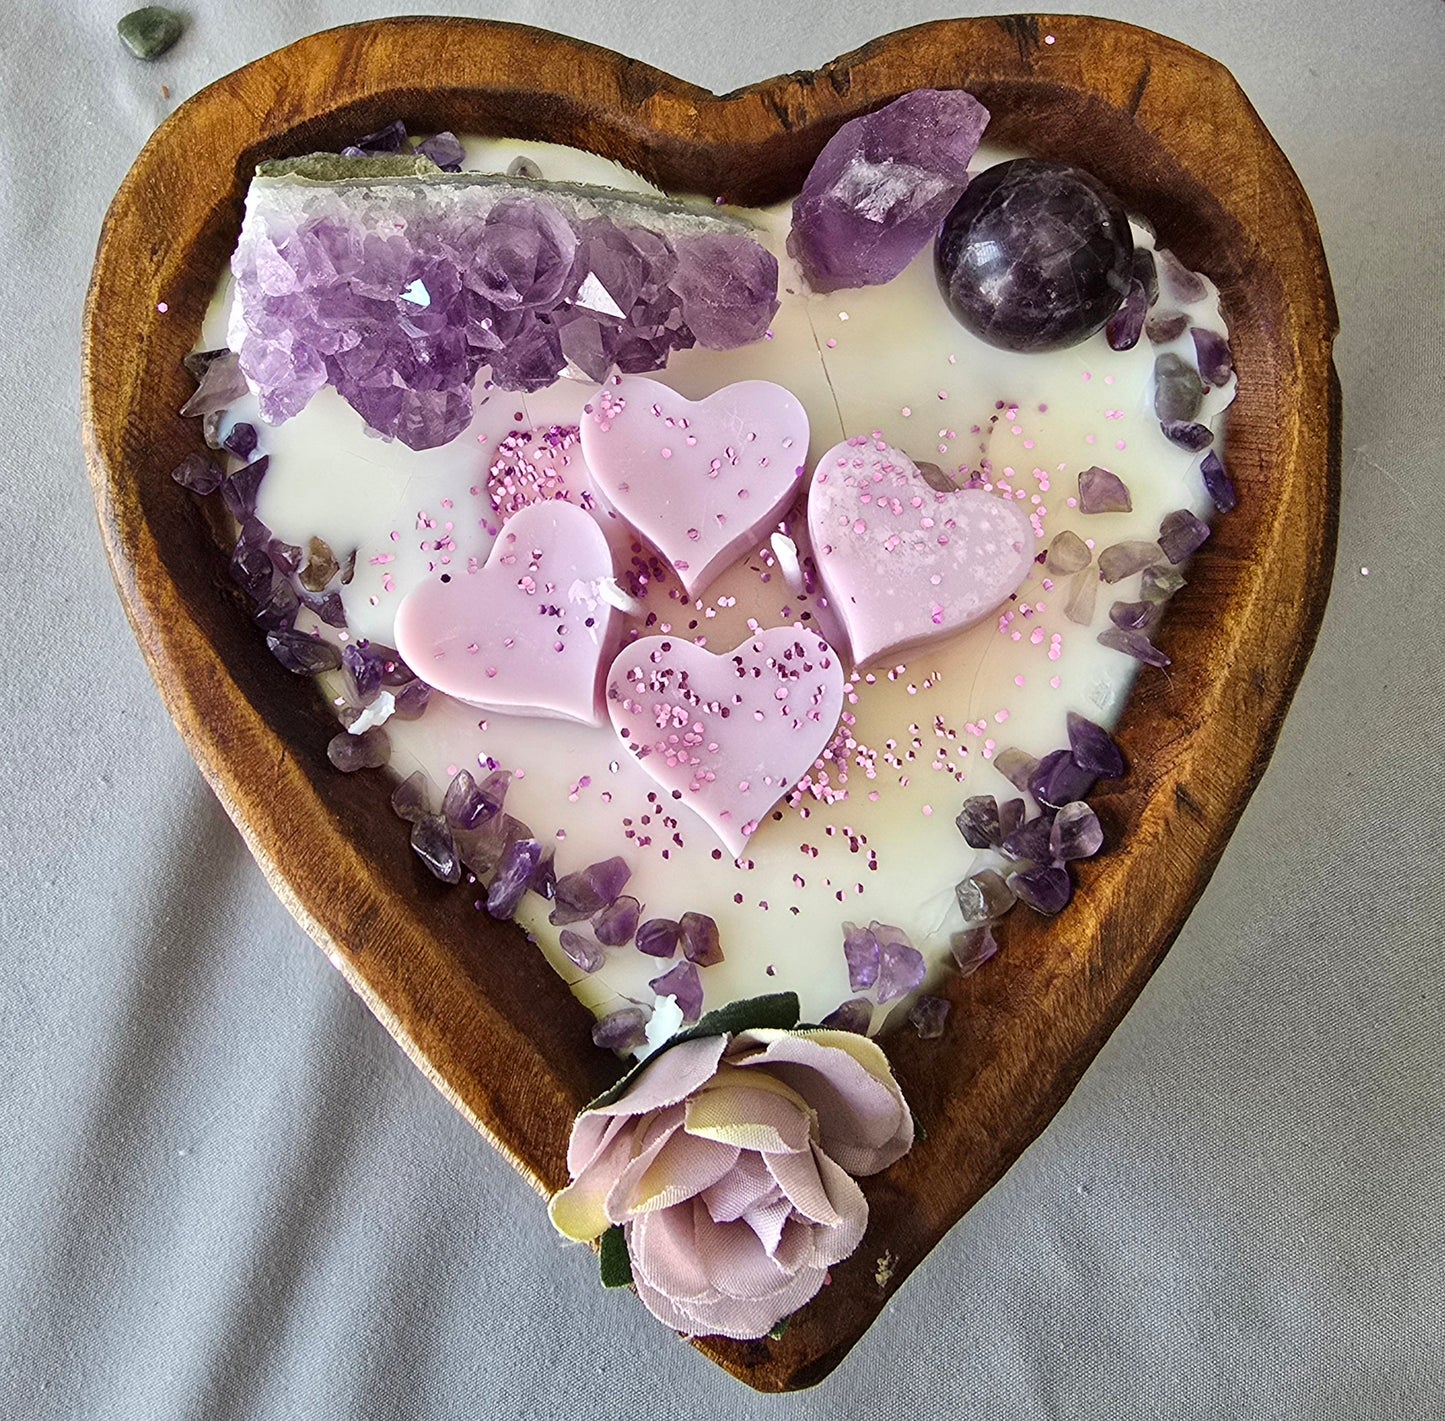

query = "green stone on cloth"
[117, 7, 183, 61]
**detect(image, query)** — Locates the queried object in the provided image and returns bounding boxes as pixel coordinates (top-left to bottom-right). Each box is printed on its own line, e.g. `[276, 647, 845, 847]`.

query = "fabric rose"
[547, 1025, 913, 1339]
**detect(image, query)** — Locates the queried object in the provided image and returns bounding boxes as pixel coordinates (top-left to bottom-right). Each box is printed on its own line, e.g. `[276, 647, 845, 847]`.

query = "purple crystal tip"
[649, 961, 703, 1023]
[820, 998, 873, 1035]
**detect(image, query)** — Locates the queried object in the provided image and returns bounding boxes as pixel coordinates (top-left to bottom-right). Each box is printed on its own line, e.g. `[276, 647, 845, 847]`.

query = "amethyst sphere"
[934, 159, 1134, 353]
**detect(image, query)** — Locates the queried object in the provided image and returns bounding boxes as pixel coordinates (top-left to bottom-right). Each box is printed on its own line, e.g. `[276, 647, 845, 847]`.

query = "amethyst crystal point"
[223, 421, 258, 459]
[1109, 599, 1159, 631]
[1029, 748, 1097, 811]
[266, 628, 342, 675]
[1146, 311, 1189, 345]
[560, 929, 605, 975]
[342, 642, 385, 703]
[390, 769, 431, 823]
[908, 995, 951, 1040]
[416, 131, 465, 172]
[1078, 465, 1133, 515]
[1191, 326, 1234, 387]
[326, 726, 390, 772]
[936, 159, 1134, 353]
[951, 924, 1000, 977]
[875, 931, 926, 1005]
[1140, 563, 1187, 602]
[843, 923, 881, 990]
[649, 961, 703, 1023]
[788, 88, 989, 294]
[592, 1007, 647, 1052]
[443, 769, 486, 831]
[671, 233, 779, 348]
[1159, 509, 1212, 564]
[955, 869, 1016, 923]
[1009, 865, 1073, 916]
[171, 452, 223, 495]
[1153, 353, 1205, 424]
[1001, 812, 1056, 864]
[1051, 801, 1105, 861]
[1105, 276, 1147, 351]
[1098, 626, 1171, 667]
[1161, 420, 1214, 452]
[1066, 712, 1125, 778]
[994, 748, 1039, 795]
[679, 912, 724, 967]
[487, 837, 543, 919]
[221, 456, 269, 521]
[956, 794, 1002, 849]
[635, 918, 680, 959]
[411, 813, 461, 883]
[593, 895, 641, 948]
[550, 856, 632, 926]
[180, 350, 248, 417]
[1098, 540, 1163, 584]
[1046, 529, 1092, 576]
[1200, 451, 1238, 514]
[820, 998, 873, 1035]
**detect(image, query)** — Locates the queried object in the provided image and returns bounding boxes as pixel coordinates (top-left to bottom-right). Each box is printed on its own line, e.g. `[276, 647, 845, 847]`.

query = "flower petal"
[685, 1082, 812, 1154]
[745, 1197, 793, 1258]
[584, 1034, 728, 1121]
[806, 1147, 869, 1266]
[548, 1121, 637, 1242]
[621, 1131, 742, 1217]
[699, 1153, 778, 1224]
[694, 1213, 795, 1300]
[628, 1202, 712, 1304]
[603, 1108, 686, 1222]
[763, 1146, 847, 1227]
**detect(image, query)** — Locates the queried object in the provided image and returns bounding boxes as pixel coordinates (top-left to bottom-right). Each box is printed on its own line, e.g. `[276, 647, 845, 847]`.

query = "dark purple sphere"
[934, 159, 1134, 353]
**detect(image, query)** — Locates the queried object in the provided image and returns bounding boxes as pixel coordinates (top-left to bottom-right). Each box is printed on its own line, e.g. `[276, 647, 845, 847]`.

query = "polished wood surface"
[81, 14, 1337, 1390]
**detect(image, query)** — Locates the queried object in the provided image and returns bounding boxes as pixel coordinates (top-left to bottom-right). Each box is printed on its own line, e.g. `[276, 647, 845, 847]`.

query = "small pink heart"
[606, 626, 846, 858]
[394, 500, 620, 725]
[579, 375, 809, 598]
[807, 436, 1037, 666]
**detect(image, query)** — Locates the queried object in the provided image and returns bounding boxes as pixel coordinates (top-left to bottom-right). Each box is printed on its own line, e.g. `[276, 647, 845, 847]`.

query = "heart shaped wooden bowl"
[82, 13, 1337, 1391]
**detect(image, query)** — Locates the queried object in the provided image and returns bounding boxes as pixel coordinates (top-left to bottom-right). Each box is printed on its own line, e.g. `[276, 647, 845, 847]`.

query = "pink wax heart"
[807, 436, 1037, 666]
[606, 626, 846, 858]
[579, 375, 809, 598]
[394, 499, 621, 725]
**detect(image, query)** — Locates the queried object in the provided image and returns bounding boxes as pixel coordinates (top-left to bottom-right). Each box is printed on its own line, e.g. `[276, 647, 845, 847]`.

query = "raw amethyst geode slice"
[229, 154, 780, 451]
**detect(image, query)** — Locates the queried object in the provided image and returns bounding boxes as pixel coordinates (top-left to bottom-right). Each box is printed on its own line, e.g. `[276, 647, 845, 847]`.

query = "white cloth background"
[3, 1, 1442, 1416]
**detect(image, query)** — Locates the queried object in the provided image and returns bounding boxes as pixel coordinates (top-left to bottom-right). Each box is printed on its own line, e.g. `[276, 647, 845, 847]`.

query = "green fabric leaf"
[598, 1225, 633, 1289]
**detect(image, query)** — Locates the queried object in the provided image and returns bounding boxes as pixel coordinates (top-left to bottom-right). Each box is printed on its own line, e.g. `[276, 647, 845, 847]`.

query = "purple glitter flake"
[1200, 450, 1238, 514]
[1029, 748, 1097, 812]
[592, 1007, 647, 1051]
[820, 998, 873, 1035]
[326, 726, 390, 772]
[1050, 801, 1105, 861]
[1008, 864, 1073, 916]
[411, 813, 462, 883]
[635, 918, 681, 959]
[487, 837, 543, 919]
[1067, 711, 1126, 781]
[265, 628, 342, 675]
[1159, 509, 1211, 564]
[550, 856, 632, 926]
[679, 912, 724, 967]
[876, 934, 927, 1005]
[950, 924, 1000, 977]
[788, 88, 989, 293]
[171, 452, 223, 495]
[1078, 465, 1133, 515]
[843, 923, 881, 990]
[1098, 626, 1172, 667]
[561, 929, 606, 975]
[908, 995, 951, 1040]
[593, 895, 641, 947]
[649, 961, 703, 1023]
[1161, 420, 1214, 452]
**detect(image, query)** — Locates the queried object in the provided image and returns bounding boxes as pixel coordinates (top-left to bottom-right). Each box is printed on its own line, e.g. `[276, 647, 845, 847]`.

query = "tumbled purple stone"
[171, 452, 223, 495]
[390, 678, 433, 720]
[636, 917, 680, 959]
[1139, 564, 1187, 602]
[222, 422, 258, 459]
[955, 869, 1016, 922]
[956, 794, 1002, 849]
[592, 1007, 647, 1052]
[487, 837, 543, 918]
[1109, 599, 1159, 631]
[843, 923, 881, 990]
[1161, 420, 1214, 451]
[820, 998, 872, 1035]
[1191, 326, 1234, 387]
[1066, 712, 1125, 778]
[1098, 540, 1163, 584]
[1078, 465, 1133, 515]
[1105, 276, 1147, 350]
[416, 131, 465, 171]
[221, 456, 270, 521]
[998, 797, 1026, 841]
[951, 924, 1000, 977]
[1098, 626, 1171, 667]
[671, 233, 779, 348]
[266, 628, 342, 675]
[649, 961, 703, 1023]
[1051, 801, 1105, 861]
[593, 895, 641, 947]
[1029, 748, 1097, 811]
[560, 929, 605, 975]
[994, 748, 1040, 795]
[326, 726, 390, 772]
[1046, 529, 1092, 576]
[1002, 813, 1057, 864]
[180, 350, 249, 417]
[529, 849, 556, 902]
[876, 934, 927, 1005]
[549, 855, 632, 926]
[1159, 509, 1211, 563]
[679, 912, 724, 967]
[390, 769, 430, 823]
[252, 577, 299, 632]
[1158, 249, 1207, 303]
[1146, 310, 1189, 344]
[1200, 450, 1238, 514]
[1008, 864, 1073, 916]
[1154, 353, 1204, 424]
[789, 88, 990, 293]
[342, 642, 385, 703]
[411, 813, 461, 883]
[908, 995, 951, 1040]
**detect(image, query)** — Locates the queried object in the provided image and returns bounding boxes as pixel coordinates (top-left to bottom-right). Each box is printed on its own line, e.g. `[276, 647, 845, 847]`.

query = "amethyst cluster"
[231, 147, 779, 450]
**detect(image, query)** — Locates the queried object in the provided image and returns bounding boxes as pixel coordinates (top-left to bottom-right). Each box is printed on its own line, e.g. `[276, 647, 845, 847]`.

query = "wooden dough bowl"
[82, 14, 1338, 1391]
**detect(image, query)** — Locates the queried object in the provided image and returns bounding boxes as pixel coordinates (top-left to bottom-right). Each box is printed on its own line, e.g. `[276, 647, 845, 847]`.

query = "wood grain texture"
[81, 14, 1338, 1391]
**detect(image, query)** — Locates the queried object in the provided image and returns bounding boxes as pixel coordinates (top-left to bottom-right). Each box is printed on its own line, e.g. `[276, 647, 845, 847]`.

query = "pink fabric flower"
[548, 1027, 913, 1339]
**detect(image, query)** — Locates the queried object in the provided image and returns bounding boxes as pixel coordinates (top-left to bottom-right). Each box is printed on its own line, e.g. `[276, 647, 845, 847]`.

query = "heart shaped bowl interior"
[82, 13, 1338, 1391]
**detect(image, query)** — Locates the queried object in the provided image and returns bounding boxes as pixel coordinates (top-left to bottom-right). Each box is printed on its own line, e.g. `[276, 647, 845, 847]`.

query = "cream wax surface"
[203, 135, 1235, 1041]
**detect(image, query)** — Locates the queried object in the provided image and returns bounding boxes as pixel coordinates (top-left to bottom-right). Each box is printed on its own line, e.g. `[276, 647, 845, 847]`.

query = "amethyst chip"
[820, 998, 873, 1035]
[1161, 420, 1214, 452]
[649, 961, 703, 1023]
[444, 767, 509, 831]
[299, 588, 347, 628]
[1063, 569, 1098, 625]
[1109, 599, 1159, 631]
[171, 452, 223, 495]
[342, 642, 385, 703]
[1200, 450, 1238, 514]
[1008, 864, 1073, 916]
[252, 577, 299, 632]
[1158, 249, 1207, 303]
[223, 422, 258, 459]
[1139, 564, 1187, 602]
[843, 923, 881, 990]
[908, 995, 951, 1040]
[950, 924, 1001, 977]
[592, 1007, 647, 1052]
[1146, 311, 1189, 345]
[179, 350, 248, 417]
[994, 748, 1039, 795]
[390, 770, 430, 823]
[956, 794, 1002, 850]
[560, 929, 605, 975]
[266, 628, 342, 675]
[1046, 530, 1092, 576]
[1105, 278, 1146, 351]
[635, 918, 680, 959]
[1078, 466, 1133, 515]
[1098, 540, 1162, 584]
[593, 895, 641, 947]
[875, 933, 926, 1005]
[1051, 802, 1105, 861]
[390, 679, 433, 720]
[679, 912, 724, 967]
[529, 849, 557, 902]
[1029, 748, 1097, 811]
[1066, 712, 1125, 778]
[1098, 626, 1171, 667]
[221, 456, 269, 520]
[1153, 353, 1205, 424]
[1158, 509, 1211, 564]
[549, 856, 632, 926]
[411, 813, 462, 884]
[1191, 326, 1234, 387]
[326, 727, 390, 772]
[954, 869, 1016, 923]
[998, 797, 1026, 841]
[1001, 812, 1057, 864]
[416, 131, 465, 171]
[487, 837, 543, 919]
